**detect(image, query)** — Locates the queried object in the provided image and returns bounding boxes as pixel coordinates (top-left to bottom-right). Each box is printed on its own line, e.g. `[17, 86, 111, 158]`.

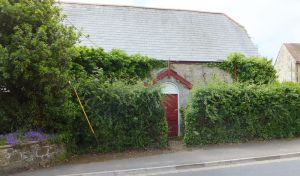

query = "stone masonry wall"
[0, 141, 65, 175]
[153, 63, 232, 107]
[275, 45, 298, 82]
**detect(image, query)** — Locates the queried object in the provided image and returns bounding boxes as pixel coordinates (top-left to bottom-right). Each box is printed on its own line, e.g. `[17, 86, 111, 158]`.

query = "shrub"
[0, 137, 5, 146]
[0, 0, 79, 133]
[24, 131, 48, 142]
[65, 77, 168, 153]
[184, 81, 300, 145]
[0, 131, 48, 146]
[212, 53, 277, 84]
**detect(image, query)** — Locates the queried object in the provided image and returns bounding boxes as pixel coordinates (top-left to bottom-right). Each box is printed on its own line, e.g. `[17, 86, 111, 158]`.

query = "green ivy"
[71, 46, 165, 83]
[184, 81, 300, 145]
[211, 53, 277, 84]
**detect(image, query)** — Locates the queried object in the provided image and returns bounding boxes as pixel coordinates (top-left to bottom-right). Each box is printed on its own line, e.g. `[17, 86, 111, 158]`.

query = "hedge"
[64, 78, 168, 153]
[184, 82, 300, 145]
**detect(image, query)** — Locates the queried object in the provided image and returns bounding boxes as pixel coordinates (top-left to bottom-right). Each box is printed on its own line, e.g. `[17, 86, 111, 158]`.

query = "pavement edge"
[58, 152, 300, 176]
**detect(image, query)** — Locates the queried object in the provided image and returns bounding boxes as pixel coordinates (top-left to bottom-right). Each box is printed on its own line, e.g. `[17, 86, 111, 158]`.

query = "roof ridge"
[60, 1, 246, 32]
[60, 0, 259, 61]
[284, 43, 300, 46]
[60, 1, 224, 15]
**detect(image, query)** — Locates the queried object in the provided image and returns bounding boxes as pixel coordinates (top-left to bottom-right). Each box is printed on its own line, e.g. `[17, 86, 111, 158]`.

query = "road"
[12, 139, 300, 176]
[160, 158, 300, 176]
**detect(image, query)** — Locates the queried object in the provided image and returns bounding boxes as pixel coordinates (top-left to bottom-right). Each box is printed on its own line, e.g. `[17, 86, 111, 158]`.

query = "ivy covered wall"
[71, 46, 165, 83]
[212, 53, 277, 84]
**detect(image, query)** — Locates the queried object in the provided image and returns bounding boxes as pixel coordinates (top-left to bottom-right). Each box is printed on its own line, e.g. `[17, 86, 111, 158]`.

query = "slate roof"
[61, 2, 259, 62]
[284, 43, 300, 62]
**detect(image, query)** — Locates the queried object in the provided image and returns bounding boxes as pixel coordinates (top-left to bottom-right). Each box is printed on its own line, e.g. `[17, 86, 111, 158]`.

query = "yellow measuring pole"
[68, 81, 97, 141]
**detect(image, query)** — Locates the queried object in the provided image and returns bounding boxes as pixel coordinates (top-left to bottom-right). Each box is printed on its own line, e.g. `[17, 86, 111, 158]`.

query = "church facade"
[62, 2, 258, 136]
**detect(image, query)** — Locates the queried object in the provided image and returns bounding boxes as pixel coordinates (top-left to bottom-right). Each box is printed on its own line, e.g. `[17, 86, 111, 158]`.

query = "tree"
[0, 0, 79, 133]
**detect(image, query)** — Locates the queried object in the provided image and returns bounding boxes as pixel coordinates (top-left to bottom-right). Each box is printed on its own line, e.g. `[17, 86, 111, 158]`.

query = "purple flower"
[23, 131, 47, 141]
[5, 134, 18, 145]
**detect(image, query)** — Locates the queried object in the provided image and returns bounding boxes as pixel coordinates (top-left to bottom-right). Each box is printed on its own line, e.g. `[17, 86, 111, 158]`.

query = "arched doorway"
[161, 82, 180, 137]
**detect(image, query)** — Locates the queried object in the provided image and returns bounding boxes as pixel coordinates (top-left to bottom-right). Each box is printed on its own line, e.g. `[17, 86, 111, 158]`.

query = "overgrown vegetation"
[0, 1, 165, 137]
[63, 75, 168, 153]
[184, 81, 300, 145]
[0, 0, 78, 133]
[71, 47, 165, 82]
[0, 138, 5, 146]
[0, 0, 168, 153]
[212, 53, 277, 84]
[2, 0, 296, 155]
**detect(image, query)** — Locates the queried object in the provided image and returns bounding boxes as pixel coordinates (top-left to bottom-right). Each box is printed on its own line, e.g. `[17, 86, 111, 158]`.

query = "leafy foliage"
[212, 53, 277, 84]
[184, 81, 300, 145]
[0, 138, 5, 146]
[0, 1, 168, 153]
[65, 75, 168, 153]
[0, 0, 79, 133]
[71, 46, 165, 82]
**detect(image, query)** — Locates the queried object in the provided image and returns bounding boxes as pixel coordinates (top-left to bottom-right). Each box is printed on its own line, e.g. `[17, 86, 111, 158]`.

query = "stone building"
[62, 2, 258, 136]
[274, 43, 300, 83]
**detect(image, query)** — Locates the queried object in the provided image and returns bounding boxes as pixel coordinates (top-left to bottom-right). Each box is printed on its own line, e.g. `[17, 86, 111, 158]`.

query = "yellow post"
[68, 81, 98, 142]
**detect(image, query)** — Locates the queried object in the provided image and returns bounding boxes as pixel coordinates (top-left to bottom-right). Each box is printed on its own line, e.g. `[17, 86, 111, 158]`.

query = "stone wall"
[298, 64, 300, 83]
[275, 45, 298, 82]
[153, 63, 232, 107]
[172, 63, 232, 86]
[0, 141, 65, 175]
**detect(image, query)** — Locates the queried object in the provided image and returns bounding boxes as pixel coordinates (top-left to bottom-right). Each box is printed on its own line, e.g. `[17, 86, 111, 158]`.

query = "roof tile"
[284, 43, 300, 61]
[61, 2, 258, 61]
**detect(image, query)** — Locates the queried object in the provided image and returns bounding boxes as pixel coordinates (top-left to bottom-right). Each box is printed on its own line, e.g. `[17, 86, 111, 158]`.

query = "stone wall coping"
[0, 140, 48, 149]
[0, 144, 12, 149]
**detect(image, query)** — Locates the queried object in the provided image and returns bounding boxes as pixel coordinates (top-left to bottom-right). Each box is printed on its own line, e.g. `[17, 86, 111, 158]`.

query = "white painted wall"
[161, 82, 179, 94]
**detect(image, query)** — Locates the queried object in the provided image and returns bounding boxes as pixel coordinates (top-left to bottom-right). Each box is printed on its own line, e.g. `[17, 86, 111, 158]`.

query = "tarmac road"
[160, 157, 300, 176]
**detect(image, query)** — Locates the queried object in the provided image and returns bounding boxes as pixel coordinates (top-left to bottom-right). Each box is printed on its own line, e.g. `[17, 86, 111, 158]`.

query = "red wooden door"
[162, 94, 178, 137]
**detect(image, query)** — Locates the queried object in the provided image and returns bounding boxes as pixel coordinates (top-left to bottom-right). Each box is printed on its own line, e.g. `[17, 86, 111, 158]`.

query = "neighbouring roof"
[61, 2, 259, 62]
[284, 43, 300, 62]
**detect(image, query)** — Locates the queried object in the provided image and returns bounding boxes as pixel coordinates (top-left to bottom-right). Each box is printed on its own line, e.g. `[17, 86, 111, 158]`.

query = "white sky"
[61, 0, 300, 61]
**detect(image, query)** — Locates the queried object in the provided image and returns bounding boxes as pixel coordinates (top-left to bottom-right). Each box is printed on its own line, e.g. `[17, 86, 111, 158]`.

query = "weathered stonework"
[154, 63, 232, 106]
[275, 44, 300, 83]
[0, 141, 65, 175]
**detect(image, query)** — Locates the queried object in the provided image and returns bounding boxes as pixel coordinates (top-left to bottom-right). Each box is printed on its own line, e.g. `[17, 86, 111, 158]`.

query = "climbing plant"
[71, 46, 165, 83]
[212, 53, 277, 84]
